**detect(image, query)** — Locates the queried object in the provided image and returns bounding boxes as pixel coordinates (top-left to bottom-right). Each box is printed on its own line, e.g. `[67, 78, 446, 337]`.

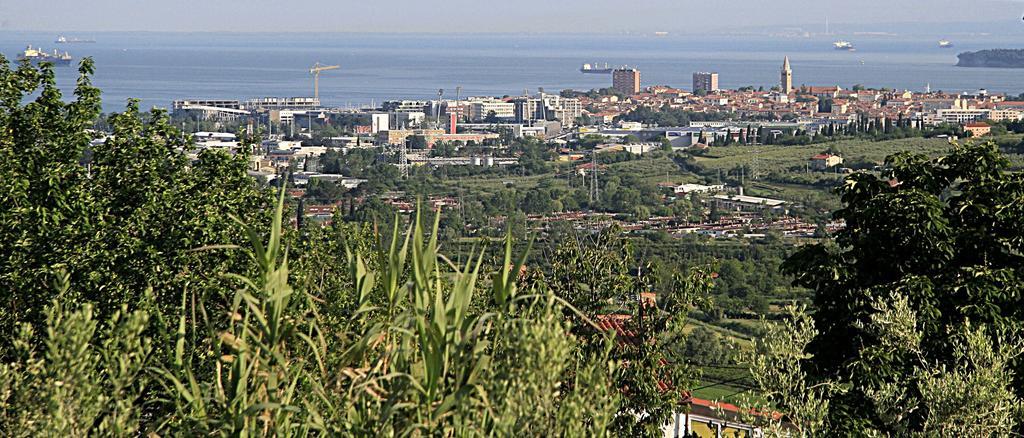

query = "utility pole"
[523, 88, 531, 124]
[455, 86, 463, 122]
[538, 87, 546, 121]
[435, 89, 444, 130]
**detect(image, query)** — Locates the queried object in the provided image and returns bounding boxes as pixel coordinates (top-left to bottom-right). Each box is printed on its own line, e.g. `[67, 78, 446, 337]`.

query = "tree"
[746, 300, 1023, 436]
[0, 58, 269, 352]
[532, 227, 714, 437]
[779, 142, 1024, 432]
[484, 110, 500, 123]
[407, 135, 428, 149]
[682, 327, 737, 366]
[0, 54, 731, 437]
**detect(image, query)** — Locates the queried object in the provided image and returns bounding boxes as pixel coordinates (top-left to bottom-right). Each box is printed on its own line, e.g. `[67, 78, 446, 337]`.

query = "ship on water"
[18, 46, 73, 66]
[939, 39, 954, 48]
[580, 63, 614, 74]
[833, 40, 856, 51]
[55, 35, 96, 44]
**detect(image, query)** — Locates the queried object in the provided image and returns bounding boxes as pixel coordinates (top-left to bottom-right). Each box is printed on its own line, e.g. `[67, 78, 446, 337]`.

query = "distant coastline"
[957, 49, 1024, 68]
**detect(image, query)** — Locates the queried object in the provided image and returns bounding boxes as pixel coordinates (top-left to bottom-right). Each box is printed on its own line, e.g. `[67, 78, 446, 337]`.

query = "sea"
[2, 31, 1023, 113]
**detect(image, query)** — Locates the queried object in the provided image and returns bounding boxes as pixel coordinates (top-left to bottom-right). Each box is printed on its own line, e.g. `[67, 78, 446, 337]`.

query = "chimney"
[738, 186, 744, 196]
[449, 112, 457, 134]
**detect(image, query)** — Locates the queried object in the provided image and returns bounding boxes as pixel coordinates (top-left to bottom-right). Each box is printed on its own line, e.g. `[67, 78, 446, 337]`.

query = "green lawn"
[691, 366, 757, 403]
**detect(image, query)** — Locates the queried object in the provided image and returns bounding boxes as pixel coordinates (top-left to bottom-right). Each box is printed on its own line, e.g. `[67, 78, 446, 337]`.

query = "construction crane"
[309, 62, 340, 101]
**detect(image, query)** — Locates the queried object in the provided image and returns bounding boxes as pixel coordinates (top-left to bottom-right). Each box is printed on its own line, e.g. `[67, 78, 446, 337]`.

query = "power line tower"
[589, 151, 600, 203]
[398, 141, 409, 178]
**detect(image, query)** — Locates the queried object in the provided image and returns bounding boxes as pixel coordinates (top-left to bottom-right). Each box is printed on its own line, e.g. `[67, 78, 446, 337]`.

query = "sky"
[1, 0, 1023, 33]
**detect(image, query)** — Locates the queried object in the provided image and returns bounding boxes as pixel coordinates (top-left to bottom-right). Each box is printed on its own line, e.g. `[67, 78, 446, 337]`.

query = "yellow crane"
[309, 62, 340, 101]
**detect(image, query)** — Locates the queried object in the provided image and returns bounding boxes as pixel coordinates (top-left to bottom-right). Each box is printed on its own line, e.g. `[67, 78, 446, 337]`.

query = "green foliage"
[746, 299, 1023, 436]
[776, 142, 1024, 432]
[0, 276, 154, 437]
[0, 57, 270, 354]
[530, 228, 715, 437]
[743, 306, 836, 436]
[617, 106, 733, 127]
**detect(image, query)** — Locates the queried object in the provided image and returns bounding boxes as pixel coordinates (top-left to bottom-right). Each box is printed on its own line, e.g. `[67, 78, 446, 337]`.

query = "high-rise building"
[781, 57, 793, 94]
[692, 72, 719, 93]
[612, 68, 641, 95]
[513, 95, 582, 124]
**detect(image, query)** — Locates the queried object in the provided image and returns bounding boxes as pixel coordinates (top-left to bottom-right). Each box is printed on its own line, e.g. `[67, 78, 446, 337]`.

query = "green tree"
[484, 110, 500, 123]
[0, 58, 269, 352]
[407, 135, 428, 149]
[535, 228, 714, 437]
[780, 142, 1024, 432]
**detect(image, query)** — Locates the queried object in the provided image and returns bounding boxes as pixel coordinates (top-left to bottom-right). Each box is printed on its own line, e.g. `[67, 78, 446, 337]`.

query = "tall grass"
[0, 187, 621, 436]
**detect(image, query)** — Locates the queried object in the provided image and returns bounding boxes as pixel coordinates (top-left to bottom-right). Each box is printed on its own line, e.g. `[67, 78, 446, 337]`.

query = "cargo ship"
[833, 40, 856, 51]
[580, 63, 614, 74]
[17, 46, 73, 66]
[55, 35, 95, 44]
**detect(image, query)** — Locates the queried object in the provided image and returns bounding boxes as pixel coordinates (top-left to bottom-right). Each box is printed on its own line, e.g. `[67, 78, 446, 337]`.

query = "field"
[695, 135, 1024, 174]
[604, 155, 703, 185]
[440, 154, 699, 195]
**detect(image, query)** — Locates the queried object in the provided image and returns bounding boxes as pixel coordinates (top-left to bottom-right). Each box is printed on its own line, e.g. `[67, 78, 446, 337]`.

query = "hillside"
[956, 49, 1024, 68]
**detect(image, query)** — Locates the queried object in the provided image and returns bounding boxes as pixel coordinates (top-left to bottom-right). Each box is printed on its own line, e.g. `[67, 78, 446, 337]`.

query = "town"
[6, 1, 1024, 433]
[163, 57, 1022, 240]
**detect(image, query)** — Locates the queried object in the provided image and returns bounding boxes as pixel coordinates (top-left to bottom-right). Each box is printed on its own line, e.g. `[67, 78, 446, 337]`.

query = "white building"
[514, 95, 583, 124]
[246, 97, 320, 111]
[933, 108, 990, 125]
[371, 113, 390, 133]
[172, 100, 250, 121]
[713, 190, 787, 213]
[382, 100, 429, 113]
[468, 98, 516, 121]
[673, 184, 726, 195]
[391, 112, 426, 129]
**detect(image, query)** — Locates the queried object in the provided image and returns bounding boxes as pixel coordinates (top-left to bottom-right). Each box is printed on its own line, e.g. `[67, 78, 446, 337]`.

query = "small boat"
[939, 40, 953, 48]
[55, 35, 95, 44]
[833, 40, 855, 51]
[580, 63, 614, 74]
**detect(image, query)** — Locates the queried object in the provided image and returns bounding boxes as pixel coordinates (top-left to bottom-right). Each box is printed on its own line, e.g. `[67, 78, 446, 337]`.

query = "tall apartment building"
[692, 72, 719, 93]
[781, 57, 793, 94]
[612, 68, 641, 95]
